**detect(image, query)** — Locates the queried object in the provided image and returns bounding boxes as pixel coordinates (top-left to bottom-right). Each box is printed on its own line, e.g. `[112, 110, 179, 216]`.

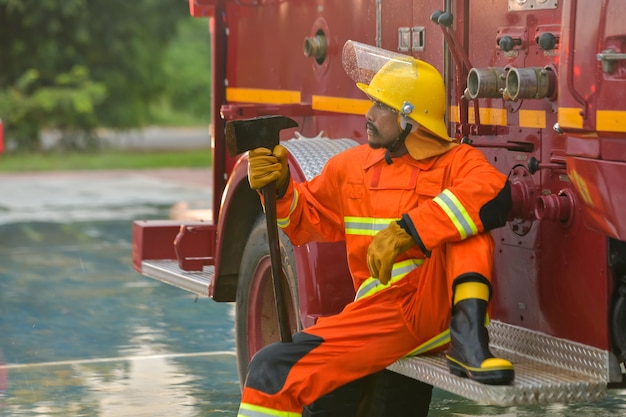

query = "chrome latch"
[597, 49, 626, 74]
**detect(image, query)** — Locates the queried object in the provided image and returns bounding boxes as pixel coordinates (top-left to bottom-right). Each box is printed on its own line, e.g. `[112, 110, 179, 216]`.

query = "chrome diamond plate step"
[388, 320, 609, 406]
[141, 259, 214, 297]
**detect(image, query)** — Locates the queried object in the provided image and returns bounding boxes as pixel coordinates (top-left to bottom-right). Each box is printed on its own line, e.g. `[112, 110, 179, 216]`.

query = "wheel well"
[213, 176, 263, 302]
[213, 136, 358, 302]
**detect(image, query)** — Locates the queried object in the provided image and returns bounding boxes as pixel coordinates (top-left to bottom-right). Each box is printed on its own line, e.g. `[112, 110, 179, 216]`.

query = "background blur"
[0, 0, 211, 154]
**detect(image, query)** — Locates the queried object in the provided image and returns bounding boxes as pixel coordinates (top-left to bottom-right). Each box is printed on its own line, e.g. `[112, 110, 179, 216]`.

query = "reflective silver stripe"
[238, 403, 301, 417]
[354, 278, 380, 300]
[405, 329, 450, 357]
[277, 189, 299, 229]
[433, 189, 477, 239]
[344, 216, 399, 236]
[238, 408, 267, 417]
[404, 315, 491, 357]
[355, 259, 424, 300]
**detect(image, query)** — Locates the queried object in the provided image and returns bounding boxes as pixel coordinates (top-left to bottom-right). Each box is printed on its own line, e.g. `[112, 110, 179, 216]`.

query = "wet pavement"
[1, 168, 625, 416]
[0, 168, 240, 416]
[0, 169, 213, 224]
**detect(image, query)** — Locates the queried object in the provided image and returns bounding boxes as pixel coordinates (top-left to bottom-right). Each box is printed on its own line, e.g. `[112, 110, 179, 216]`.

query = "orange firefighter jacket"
[275, 143, 509, 292]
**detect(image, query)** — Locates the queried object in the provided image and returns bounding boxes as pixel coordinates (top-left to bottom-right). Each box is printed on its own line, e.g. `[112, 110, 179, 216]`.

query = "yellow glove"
[248, 145, 289, 191]
[367, 221, 416, 285]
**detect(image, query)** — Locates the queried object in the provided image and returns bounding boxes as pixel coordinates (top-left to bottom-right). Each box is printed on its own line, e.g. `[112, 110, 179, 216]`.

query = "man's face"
[365, 100, 402, 149]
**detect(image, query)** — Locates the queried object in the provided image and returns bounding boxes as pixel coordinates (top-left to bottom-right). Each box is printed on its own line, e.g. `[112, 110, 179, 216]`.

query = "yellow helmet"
[356, 57, 450, 141]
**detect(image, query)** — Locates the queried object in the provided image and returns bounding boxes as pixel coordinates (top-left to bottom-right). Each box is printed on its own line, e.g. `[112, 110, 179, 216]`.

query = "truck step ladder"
[139, 259, 609, 406]
[141, 259, 214, 297]
[389, 320, 609, 406]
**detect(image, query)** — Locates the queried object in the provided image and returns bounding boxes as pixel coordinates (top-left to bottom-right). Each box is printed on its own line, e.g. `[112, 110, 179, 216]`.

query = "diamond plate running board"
[141, 259, 214, 297]
[388, 320, 609, 406]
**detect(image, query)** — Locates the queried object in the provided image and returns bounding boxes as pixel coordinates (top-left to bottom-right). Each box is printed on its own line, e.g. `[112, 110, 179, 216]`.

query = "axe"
[225, 115, 298, 343]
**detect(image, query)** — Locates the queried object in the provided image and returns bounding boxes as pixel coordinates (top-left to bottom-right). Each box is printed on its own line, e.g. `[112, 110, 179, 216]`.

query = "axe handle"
[261, 182, 293, 343]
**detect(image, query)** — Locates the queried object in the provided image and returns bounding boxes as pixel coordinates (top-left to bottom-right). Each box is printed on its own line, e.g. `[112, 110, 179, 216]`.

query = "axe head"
[225, 115, 299, 156]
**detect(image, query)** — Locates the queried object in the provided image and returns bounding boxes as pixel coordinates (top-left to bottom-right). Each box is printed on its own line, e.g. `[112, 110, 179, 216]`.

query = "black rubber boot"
[446, 290, 514, 385]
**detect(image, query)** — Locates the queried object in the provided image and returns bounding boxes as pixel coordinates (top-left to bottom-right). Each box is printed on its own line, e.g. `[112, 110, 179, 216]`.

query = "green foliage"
[0, 0, 202, 151]
[157, 18, 212, 125]
[81, 0, 189, 127]
[0, 66, 106, 151]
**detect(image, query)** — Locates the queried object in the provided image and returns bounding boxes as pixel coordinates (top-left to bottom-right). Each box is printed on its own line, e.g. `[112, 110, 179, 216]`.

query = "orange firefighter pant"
[239, 234, 494, 415]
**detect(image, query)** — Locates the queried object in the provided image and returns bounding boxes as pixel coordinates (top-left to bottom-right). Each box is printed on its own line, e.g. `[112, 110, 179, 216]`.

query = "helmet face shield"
[342, 40, 451, 141]
[342, 40, 410, 85]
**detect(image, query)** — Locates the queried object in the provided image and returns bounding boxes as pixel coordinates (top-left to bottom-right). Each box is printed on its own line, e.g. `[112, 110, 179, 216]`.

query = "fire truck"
[132, 0, 626, 408]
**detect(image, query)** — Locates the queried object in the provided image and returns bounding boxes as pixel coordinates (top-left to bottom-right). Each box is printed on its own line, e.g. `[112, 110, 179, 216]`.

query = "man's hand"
[367, 221, 416, 284]
[248, 145, 289, 191]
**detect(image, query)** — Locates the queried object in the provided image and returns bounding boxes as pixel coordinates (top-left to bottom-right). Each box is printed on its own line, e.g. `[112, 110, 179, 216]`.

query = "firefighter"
[238, 52, 514, 417]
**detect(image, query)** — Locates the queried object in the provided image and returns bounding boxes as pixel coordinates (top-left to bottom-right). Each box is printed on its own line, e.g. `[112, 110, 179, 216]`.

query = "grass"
[0, 149, 212, 172]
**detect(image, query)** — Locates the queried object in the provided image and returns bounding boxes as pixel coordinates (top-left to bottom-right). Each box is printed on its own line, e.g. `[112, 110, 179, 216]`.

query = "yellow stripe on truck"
[312, 95, 371, 115]
[467, 108, 508, 126]
[597, 110, 626, 133]
[226, 92, 626, 134]
[558, 107, 584, 130]
[226, 87, 301, 104]
[519, 109, 546, 128]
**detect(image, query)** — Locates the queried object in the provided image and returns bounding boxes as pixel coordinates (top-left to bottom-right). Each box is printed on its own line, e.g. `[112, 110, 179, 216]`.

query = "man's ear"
[400, 116, 418, 133]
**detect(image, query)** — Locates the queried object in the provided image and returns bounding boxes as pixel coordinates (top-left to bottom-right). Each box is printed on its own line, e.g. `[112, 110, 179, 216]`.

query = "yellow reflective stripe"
[467, 107, 508, 126]
[312, 95, 371, 115]
[558, 107, 584, 130]
[344, 216, 399, 236]
[519, 109, 546, 129]
[355, 259, 424, 300]
[433, 189, 477, 239]
[238, 403, 302, 417]
[403, 314, 490, 357]
[227, 87, 301, 105]
[405, 329, 450, 357]
[277, 189, 299, 229]
[355, 277, 382, 300]
[597, 110, 626, 133]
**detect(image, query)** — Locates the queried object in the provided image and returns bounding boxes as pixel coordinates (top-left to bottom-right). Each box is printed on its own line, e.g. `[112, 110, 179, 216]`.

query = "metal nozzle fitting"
[465, 67, 507, 100]
[503, 66, 557, 101]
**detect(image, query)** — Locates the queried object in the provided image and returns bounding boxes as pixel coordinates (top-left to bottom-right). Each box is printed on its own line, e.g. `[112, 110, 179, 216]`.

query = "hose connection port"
[304, 30, 327, 65]
[535, 189, 576, 227]
[503, 66, 557, 101]
[464, 67, 507, 100]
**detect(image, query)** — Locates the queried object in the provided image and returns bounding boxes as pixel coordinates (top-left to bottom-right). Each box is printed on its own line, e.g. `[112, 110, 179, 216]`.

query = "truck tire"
[235, 214, 300, 386]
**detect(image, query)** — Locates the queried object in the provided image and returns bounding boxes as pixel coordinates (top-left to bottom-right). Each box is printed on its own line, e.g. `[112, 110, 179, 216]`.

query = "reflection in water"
[0, 219, 240, 416]
[2, 352, 239, 416]
[87, 325, 198, 417]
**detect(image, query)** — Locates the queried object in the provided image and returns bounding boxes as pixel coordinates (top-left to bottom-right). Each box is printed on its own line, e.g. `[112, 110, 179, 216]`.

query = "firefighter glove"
[367, 221, 416, 285]
[248, 145, 290, 192]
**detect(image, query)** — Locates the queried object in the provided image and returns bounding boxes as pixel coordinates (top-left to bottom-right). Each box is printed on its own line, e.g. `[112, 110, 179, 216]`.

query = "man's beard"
[366, 121, 384, 149]
[366, 121, 400, 151]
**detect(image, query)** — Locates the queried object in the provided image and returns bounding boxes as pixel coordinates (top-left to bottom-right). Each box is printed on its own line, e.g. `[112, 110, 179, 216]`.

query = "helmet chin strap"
[384, 122, 413, 164]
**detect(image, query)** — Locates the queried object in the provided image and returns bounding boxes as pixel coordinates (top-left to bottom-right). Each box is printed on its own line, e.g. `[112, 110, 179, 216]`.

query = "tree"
[0, 0, 190, 150]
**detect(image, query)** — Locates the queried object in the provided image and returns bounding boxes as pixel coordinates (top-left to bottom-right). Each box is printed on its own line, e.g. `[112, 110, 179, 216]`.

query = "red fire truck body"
[132, 0, 626, 407]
